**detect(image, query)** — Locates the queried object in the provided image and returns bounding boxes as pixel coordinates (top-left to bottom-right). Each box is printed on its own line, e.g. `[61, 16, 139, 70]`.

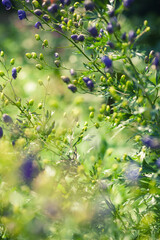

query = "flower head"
[12, 67, 17, 79]
[88, 26, 98, 37]
[101, 56, 112, 68]
[35, 21, 42, 29]
[18, 9, 26, 20]
[2, 0, 12, 10]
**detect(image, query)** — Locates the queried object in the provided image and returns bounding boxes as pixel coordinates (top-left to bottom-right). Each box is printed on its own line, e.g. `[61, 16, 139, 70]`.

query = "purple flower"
[77, 34, 85, 42]
[54, 52, 59, 58]
[83, 77, 90, 83]
[42, 14, 50, 22]
[125, 163, 140, 182]
[88, 26, 98, 37]
[108, 9, 115, 17]
[121, 32, 127, 41]
[2, 0, 12, 10]
[61, 76, 70, 84]
[152, 53, 160, 69]
[101, 56, 112, 68]
[106, 23, 114, 34]
[12, 67, 17, 79]
[84, 1, 95, 11]
[123, 0, 134, 8]
[69, 6, 75, 13]
[70, 68, 76, 76]
[142, 136, 160, 149]
[48, 4, 59, 13]
[2, 114, 13, 124]
[107, 41, 114, 49]
[86, 80, 94, 91]
[35, 21, 42, 29]
[71, 34, 78, 42]
[0, 127, 3, 138]
[68, 84, 77, 93]
[18, 9, 26, 20]
[64, 0, 71, 5]
[128, 30, 136, 42]
[156, 158, 160, 168]
[34, 9, 42, 16]
[20, 158, 39, 184]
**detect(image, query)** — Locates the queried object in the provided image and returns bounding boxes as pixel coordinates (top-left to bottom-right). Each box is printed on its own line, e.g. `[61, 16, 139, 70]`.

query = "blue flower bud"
[35, 21, 42, 29]
[18, 9, 26, 20]
[69, 6, 75, 13]
[34, 9, 42, 16]
[83, 77, 90, 83]
[152, 53, 160, 69]
[20, 158, 39, 184]
[142, 136, 160, 149]
[128, 30, 136, 42]
[70, 69, 76, 76]
[121, 32, 127, 41]
[42, 14, 50, 22]
[68, 84, 77, 93]
[101, 56, 112, 68]
[54, 52, 59, 58]
[123, 0, 134, 8]
[84, 1, 94, 11]
[61, 76, 70, 84]
[2, 114, 13, 124]
[156, 158, 160, 168]
[48, 4, 59, 13]
[106, 23, 114, 34]
[77, 34, 85, 42]
[108, 9, 115, 17]
[2, 0, 12, 10]
[107, 41, 114, 49]
[12, 67, 17, 79]
[0, 127, 3, 138]
[64, 0, 71, 5]
[88, 26, 98, 37]
[71, 34, 78, 42]
[86, 80, 94, 91]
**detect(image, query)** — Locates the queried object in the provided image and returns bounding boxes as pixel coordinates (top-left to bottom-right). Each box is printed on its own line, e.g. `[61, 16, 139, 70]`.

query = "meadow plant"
[0, 0, 160, 239]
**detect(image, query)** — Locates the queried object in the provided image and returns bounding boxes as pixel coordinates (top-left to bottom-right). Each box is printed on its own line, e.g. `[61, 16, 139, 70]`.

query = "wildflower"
[18, 9, 26, 20]
[101, 56, 112, 68]
[77, 34, 85, 42]
[88, 26, 98, 37]
[34, 9, 42, 16]
[71, 34, 78, 42]
[128, 30, 136, 42]
[47, 4, 59, 13]
[12, 67, 17, 79]
[2, 0, 12, 10]
[2, 114, 13, 124]
[123, 0, 134, 8]
[68, 84, 77, 93]
[0, 127, 3, 138]
[35, 21, 42, 29]
[142, 136, 160, 149]
[106, 23, 114, 34]
[84, 0, 95, 11]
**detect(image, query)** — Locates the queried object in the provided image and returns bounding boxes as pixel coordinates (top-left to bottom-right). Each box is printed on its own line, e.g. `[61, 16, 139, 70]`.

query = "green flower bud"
[26, 53, 32, 59]
[29, 99, 34, 106]
[36, 64, 43, 70]
[38, 103, 43, 109]
[89, 112, 94, 118]
[32, 0, 39, 8]
[38, 80, 43, 86]
[0, 51, 4, 57]
[31, 52, 37, 59]
[0, 71, 5, 77]
[144, 20, 148, 26]
[43, 39, 48, 47]
[16, 66, 22, 73]
[54, 60, 60, 67]
[89, 106, 95, 112]
[94, 123, 100, 129]
[10, 58, 15, 65]
[39, 53, 44, 60]
[35, 34, 40, 40]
